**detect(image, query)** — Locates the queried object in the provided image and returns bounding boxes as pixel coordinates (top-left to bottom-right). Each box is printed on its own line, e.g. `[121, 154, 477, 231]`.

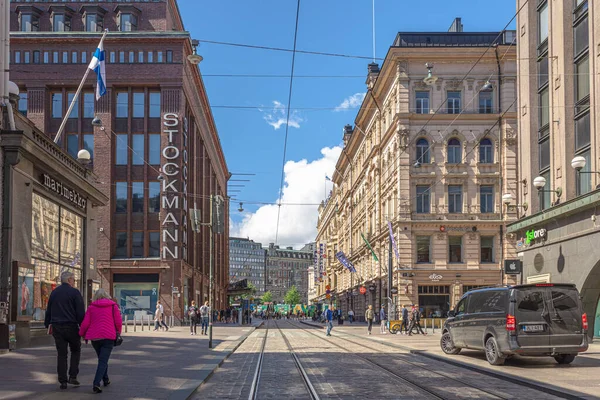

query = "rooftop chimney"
[448, 17, 463, 33]
[366, 62, 380, 89]
[343, 124, 353, 146]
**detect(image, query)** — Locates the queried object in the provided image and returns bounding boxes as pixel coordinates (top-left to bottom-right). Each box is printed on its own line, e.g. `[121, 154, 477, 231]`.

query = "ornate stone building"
[315, 21, 519, 321]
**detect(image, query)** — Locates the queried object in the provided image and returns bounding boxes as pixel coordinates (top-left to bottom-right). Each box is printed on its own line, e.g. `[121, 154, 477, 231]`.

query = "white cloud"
[335, 92, 365, 112]
[262, 100, 303, 130]
[231, 146, 342, 248]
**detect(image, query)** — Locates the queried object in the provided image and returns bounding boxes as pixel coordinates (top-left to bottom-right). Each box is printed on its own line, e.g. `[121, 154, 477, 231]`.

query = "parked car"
[440, 283, 589, 365]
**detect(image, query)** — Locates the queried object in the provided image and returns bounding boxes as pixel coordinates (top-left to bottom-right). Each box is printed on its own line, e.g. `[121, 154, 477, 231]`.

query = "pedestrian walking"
[188, 301, 199, 335]
[379, 305, 388, 334]
[400, 304, 409, 334]
[325, 306, 334, 336]
[153, 301, 169, 332]
[199, 301, 210, 335]
[408, 304, 426, 336]
[44, 271, 85, 390]
[365, 305, 375, 335]
[348, 309, 354, 323]
[78, 289, 122, 394]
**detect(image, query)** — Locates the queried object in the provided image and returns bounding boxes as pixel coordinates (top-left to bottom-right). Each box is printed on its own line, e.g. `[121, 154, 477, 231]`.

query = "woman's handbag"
[112, 305, 123, 347]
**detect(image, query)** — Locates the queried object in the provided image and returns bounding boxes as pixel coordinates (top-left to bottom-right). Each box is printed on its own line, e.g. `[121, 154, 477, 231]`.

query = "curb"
[167, 321, 264, 400]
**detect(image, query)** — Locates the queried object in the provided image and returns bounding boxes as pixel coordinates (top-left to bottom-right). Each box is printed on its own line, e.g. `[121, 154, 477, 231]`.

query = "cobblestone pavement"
[0, 323, 260, 400]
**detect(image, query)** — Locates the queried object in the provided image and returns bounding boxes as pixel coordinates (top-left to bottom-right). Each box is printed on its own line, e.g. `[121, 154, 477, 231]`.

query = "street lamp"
[502, 193, 528, 213]
[533, 176, 562, 198]
[187, 39, 203, 65]
[571, 156, 600, 177]
[77, 149, 91, 165]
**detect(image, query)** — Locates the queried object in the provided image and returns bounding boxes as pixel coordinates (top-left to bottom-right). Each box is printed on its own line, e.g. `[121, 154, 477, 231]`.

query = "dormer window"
[50, 6, 75, 32]
[115, 5, 141, 32]
[16, 6, 42, 32]
[80, 6, 107, 32]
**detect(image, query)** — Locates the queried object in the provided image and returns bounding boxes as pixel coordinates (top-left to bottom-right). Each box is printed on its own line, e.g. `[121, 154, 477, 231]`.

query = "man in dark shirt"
[44, 271, 85, 389]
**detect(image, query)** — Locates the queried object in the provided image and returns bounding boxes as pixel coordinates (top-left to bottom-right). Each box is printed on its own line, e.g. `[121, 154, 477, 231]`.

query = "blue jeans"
[201, 317, 209, 333]
[91, 339, 114, 387]
[326, 320, 333, 335]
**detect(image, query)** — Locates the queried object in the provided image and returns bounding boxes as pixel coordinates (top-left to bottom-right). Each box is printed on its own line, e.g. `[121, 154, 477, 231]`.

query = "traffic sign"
[326, 284, 331, 290]
[326, 294, 331, 299]
[359, 286, 367, 295]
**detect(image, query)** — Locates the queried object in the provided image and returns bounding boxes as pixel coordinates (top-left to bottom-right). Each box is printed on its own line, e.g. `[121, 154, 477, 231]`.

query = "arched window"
[416, 138, 430, 164]
[479, 138, 493, 163]
[447, 138, 462, 164]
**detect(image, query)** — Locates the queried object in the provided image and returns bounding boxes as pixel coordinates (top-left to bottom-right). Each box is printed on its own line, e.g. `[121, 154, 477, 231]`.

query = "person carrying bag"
[79, 289, 123, 394]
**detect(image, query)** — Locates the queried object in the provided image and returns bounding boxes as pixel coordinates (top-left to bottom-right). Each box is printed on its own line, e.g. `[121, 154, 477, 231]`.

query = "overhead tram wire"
[274, 0, 301, 245]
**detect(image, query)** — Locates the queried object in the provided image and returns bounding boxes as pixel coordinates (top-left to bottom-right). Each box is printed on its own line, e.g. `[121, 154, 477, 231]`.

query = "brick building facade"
[9, 0, 229, 323]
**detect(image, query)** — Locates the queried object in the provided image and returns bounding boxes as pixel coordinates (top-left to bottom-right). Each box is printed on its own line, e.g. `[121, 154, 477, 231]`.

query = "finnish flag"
[88, 42, 106, 100]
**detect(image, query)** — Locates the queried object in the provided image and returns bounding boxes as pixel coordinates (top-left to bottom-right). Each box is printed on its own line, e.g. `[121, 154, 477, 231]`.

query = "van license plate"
[522, 325, 544, 332]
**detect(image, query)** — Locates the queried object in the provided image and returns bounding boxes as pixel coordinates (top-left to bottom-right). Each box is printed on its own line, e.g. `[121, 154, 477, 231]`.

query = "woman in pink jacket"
[79, 289, 122, 394]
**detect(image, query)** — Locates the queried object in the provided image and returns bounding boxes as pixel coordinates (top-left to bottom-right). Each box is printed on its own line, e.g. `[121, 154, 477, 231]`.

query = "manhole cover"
[534, 253, 544, 272]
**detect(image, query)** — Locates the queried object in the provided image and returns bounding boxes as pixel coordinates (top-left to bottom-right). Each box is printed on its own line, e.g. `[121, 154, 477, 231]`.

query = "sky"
[178, 0, 517, 249]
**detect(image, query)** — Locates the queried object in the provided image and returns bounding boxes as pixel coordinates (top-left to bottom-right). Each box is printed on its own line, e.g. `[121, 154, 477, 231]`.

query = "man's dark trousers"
[52, 323, 81, 383]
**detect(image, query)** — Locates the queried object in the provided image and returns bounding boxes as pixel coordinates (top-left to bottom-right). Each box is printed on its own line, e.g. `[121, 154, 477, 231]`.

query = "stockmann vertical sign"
[525, 228, 546, 244]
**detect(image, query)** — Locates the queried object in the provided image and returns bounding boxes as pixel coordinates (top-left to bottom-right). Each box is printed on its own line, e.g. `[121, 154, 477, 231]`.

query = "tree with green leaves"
[241, 282, 257, 300]
[284, 286, 301, 306]
[261, 291, 273, 303]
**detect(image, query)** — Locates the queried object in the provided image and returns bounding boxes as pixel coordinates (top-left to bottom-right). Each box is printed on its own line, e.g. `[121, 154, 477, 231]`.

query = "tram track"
[248, 320, 320, 400]
[291, 320, 569, 400]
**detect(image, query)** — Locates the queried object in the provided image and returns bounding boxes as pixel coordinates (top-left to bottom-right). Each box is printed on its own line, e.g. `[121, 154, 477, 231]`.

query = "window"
[149, 232, 160, 257]
[479, 138, 493, 163]
[132, 135, 144, 165]
[480, 185, 494, 213]
[81, 51, 87, 64]
[33, 51, 40, 64]
[115, 232, 127, 258]
[24, 52, 30, 64]
[157, 51, 163, 63]
[149, 92, 161, 117]
[132, 232, 144, 258]
[116, 92, 129, 118]
[416, 138, 430, 164]
[447, 138, 461, 164]
[538, 55, 549, 88]
[448, 185, 462, 213]
[449, 236, 462, 263]
[119, 51, 125, 63]
[20, 14, 39, 32]
[415, 91, 429, 114]
[131, 182, 144, 213]
[455, 298, 467, 315]
[416, 186, 430, 213]
[53, 14, 70, 32]
[138, 51, 144, 63]
[85, 13, 103, 32]
[115, 182, 127, 213]
[576, 149, 591, 196]
[18, 92, 27, 116]
[481, 236, 494, 263]
[479, 90, 493, 113]
[575, 112, 590, 151]
[416, 236, 431, 263]
[128, 51, 134, 63]
[67, 134, 78, 158]
[71, 51, 77, 64]
[539, 137, 550, 171]
[108, 52, 115, 63]
[447, 91, 461, 114]
[67, 93, 79, 119]
[539, 1, 549, 44]
[574, 10, 589, 57]
[83, 134, 94, 161]
[115, 135, 128, 165]
[148, 182, 160, 213]
[52, 93, 62, 119]
[133, 92, 145, 118]
[539, 87, 549, 129]
[147, 51, 154, 63]
[166, 50, 173, 63]
[539, 170, 551, 210]
[149, 134, 161, 165]
[43, 51, 49, 64]
[119, 13, 138, 32]
[83, 93, 94, 118]
[62, 52, 68, 64]
[575, 55, 590, 104]
[53, 51, 59, 64]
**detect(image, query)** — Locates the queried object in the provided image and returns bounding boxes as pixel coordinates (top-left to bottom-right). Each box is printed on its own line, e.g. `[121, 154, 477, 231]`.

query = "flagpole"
[54, 30, 108, 144]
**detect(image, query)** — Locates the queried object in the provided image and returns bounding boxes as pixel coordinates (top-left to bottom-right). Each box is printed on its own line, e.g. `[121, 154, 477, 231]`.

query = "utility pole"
[208, 194, 214, 348]
[388, 237, 393, 319]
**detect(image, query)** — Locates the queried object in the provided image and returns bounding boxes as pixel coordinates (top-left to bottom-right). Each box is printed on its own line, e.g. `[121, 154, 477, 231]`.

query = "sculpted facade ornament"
[467, 78, 475, 91]
[446, 79, 463, 90]
[413, 80, 429, 90]
[398, 128, 410, 150]
[505, 128, 517, 146]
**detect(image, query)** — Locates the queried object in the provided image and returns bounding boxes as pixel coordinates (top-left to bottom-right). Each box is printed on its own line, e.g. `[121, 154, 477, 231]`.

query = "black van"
[440, 284, 589, 365]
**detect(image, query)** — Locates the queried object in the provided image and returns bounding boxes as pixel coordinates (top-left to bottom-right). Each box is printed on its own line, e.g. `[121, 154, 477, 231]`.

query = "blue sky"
[179, 0, 517, 247]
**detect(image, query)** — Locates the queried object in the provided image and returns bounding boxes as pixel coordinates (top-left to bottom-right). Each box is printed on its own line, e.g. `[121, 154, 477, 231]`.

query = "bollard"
[147, 314, 151, 330]
[123, 315, 127, 333]
[134, 315, 137, 332]
[432, 318, 435, 334]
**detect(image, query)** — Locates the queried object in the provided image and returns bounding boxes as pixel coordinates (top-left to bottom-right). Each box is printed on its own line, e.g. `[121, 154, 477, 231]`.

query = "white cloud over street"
[261, 100, 303, 130]
[231, 146, 342, 248]
[335, 92, 365, 112]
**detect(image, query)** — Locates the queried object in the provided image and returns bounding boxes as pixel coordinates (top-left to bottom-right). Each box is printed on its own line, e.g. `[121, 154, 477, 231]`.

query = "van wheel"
[554, 354, 576, 365]
[485, 336, 506, 365]
[441, 332, 461, 355]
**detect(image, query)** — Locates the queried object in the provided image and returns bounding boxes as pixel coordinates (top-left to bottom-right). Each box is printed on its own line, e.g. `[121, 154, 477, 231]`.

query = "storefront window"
[113, 274, 159, 319]
[30, 193, 84, 322]
[418, 285, 450, 318]
[449, 236, 462, 263]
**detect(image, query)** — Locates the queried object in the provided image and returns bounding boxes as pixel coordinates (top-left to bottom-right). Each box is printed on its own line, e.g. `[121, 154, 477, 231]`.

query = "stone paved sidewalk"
[0, 322, 261, 400]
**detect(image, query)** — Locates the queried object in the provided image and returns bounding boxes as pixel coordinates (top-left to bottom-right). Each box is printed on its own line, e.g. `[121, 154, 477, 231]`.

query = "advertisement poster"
[18, 265, 34, 320]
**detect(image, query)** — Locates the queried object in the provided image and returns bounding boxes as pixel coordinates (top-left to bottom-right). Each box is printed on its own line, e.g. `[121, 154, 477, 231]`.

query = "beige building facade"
[315, 24, 519, 321]
[508, 0, 600, 338]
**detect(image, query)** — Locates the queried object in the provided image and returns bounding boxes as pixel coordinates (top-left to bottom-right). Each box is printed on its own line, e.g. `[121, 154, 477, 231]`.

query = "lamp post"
[533, 176, 562, 207]
[571, 156, 600, 192]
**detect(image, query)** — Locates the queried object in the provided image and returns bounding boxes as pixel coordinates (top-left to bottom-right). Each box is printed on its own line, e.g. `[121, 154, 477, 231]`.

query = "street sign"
[390, 287, 398, 295]
[504, 259, 522, 275]
[172, 287, 179, 293]
[326, 294, 331, 299]
[325, 284, 331, 290]
[359, 286, 367, 295]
